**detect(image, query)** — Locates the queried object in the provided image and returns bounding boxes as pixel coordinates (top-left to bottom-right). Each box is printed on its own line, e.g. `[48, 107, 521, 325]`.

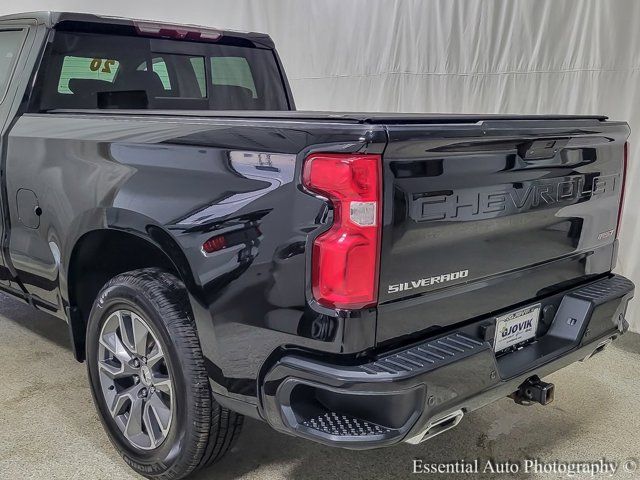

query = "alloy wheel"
[97, 309, 174, 450]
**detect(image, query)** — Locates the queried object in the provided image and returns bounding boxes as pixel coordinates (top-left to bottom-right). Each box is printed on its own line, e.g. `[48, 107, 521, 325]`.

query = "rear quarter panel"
[5, 113, 385, 402]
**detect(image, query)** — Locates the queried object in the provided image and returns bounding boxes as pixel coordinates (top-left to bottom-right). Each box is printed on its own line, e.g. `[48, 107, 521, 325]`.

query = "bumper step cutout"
[301, 412, 392, 437]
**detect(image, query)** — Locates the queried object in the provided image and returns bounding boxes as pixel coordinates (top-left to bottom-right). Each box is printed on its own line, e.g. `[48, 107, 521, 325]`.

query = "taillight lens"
[617, 142, 628, 238]
[302, 153, 382, 309]
[202, 234, 227, 254]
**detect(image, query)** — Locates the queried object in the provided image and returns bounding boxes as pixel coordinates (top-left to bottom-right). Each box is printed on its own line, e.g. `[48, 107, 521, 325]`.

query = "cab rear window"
[32, 30, 289, 111]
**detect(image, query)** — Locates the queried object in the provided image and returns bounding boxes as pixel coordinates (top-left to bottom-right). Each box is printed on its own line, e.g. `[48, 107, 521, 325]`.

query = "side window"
[58, 57, 120, 94]
[0, 29, 26, 102]
[137, 58, 172, 90]
[211, 57, 257, 98]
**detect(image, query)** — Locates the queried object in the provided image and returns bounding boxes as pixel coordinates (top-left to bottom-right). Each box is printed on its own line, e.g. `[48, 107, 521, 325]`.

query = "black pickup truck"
[0, 11, 633, 480]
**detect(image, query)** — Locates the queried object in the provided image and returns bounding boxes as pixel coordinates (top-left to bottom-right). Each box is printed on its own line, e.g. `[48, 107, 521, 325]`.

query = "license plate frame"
[493, 303, 541, 353]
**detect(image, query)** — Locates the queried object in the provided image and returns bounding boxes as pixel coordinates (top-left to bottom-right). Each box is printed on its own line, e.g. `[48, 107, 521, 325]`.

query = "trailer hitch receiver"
[510, 375, 555, 406]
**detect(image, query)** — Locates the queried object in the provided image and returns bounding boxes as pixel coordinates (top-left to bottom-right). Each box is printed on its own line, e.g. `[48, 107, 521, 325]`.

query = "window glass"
[137, 58, 171, 90]
[190, 57, 206, 97]
[211, 57, 257, 98]
[34, 31, 289, 111]
[0, 29, 25, 100]
[151, 59, 171, 90]
[58, 57, 120, 94]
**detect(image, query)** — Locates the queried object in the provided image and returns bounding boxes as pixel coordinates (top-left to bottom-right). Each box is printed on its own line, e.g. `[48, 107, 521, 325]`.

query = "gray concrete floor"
[0, 293, 638, 480]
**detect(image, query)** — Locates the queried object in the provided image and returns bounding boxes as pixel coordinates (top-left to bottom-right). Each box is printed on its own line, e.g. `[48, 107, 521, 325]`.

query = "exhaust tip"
[405, 410, 464, 444]
[582, 337, 615, 362]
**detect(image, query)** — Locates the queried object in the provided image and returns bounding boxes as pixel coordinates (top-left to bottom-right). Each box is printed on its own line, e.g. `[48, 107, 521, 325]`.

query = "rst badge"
[597, 229, 615, 240]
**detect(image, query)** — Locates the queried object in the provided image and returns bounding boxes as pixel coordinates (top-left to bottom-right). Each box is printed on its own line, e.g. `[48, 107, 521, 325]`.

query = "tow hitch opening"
[510, 375, 555, 406]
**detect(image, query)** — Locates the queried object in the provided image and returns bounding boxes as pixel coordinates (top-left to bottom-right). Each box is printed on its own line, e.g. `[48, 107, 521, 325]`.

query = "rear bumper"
[259, 274, 634, 448]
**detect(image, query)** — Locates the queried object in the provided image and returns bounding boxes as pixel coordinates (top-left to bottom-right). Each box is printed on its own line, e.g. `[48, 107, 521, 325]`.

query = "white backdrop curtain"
[4, 0, 640, 331]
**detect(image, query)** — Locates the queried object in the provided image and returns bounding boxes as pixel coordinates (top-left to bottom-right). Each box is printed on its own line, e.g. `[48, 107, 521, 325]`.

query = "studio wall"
[2, 0, 639, 330]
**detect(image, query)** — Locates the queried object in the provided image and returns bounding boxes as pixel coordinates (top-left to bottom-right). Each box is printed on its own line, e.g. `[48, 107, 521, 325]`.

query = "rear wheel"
[86, 268, 243, 479]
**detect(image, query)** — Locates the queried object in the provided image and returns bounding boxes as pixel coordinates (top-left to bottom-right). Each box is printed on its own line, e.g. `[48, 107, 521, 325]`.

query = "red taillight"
[202, 235, 227, 254]
[302, 153, 382, 310]
[617, 142, 628, 238]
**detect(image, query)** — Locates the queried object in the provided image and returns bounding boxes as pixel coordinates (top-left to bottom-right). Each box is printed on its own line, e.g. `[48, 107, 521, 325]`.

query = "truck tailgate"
[377, 118, 628, 346]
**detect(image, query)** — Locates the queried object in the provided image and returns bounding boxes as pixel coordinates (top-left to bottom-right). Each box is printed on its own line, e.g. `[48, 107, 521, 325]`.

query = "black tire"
[86, 268, 243, 480]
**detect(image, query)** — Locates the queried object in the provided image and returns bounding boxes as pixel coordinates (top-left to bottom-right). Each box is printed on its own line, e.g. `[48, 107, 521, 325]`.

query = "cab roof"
[0, 11, 274, 48]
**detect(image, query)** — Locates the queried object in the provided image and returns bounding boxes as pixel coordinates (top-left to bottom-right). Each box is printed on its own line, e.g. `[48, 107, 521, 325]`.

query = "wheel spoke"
[100, 331, 133, 366]
[146, 349, 164, 369]
[143, 394, 171, 447]
[148, 393, 172, 431]
[142, 406, 160, 448]
[110, 385, 137, 417]
[125, 396, 144, 439]
[99, 331, 138, 379]
[98, 359, 127, 380]
[153, 376, 172, 396]
[118, 311, 137, 353]
[132, 314, 150, 356]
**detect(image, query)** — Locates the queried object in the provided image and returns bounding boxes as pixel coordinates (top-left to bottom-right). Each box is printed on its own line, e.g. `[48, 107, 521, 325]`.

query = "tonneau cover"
[48, 109, 608, 124]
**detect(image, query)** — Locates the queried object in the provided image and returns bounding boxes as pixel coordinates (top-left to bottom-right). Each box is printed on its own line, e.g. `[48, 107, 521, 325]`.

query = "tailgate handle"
[518, 138, 569, 160]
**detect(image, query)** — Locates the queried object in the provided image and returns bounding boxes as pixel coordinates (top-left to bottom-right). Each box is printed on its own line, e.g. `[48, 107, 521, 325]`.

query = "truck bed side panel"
[5, 113, 385, 401]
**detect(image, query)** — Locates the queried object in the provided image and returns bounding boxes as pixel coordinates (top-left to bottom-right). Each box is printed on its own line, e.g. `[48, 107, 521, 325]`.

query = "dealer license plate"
[493, 303, 540, 352]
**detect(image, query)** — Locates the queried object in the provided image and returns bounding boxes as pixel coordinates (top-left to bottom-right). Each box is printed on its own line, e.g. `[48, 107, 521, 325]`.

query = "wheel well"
[67, 229, 181, 362]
